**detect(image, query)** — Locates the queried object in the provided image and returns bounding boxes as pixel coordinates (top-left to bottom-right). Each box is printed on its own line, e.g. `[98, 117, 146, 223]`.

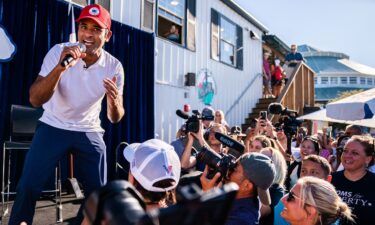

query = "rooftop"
[298, 44, 319, 53]
[338, 59, 375, 76]
[299, 44, 375, 76]
[306, 56, 356, 74]
[225, 0, 269, 33]
[263, 35, 290, 56]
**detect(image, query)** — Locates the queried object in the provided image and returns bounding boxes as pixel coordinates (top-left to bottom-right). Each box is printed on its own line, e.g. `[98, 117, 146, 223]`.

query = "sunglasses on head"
[336, 146, 344, 154]
[303, 136, 320, 146]
[286, 191, 298, 202]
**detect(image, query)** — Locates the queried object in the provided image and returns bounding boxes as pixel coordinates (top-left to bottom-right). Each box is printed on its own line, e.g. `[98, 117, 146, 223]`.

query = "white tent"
[298, 108, 375, 128]
[326, 88, 375, 120]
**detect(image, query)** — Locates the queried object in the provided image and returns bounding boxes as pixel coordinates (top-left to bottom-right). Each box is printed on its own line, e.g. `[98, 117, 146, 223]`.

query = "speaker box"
[185, 73, 196, 86]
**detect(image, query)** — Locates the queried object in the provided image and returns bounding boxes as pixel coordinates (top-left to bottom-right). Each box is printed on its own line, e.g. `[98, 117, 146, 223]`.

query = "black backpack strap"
[285, 161, 300, 192]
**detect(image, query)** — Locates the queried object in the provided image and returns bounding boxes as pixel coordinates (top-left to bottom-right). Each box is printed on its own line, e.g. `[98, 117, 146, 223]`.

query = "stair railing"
[270, 62, 316, 122]
[225, 73, 263, 117]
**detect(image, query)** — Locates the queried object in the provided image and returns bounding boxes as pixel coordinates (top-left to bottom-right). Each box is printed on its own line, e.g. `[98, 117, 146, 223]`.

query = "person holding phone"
[319, 127, 333, 160]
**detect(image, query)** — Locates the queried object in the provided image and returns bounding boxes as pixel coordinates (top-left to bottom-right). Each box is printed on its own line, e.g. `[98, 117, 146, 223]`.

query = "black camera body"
[176, 109, 212, 133]
[197, 133, 245, 180]
[185, 110, 201, 133]
[196, 146, 237, 180]
[279, 116, 303, 136]
[268, 103, 303, 136]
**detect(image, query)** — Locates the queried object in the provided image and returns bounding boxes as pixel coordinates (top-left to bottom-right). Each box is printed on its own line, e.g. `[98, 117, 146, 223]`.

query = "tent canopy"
[326, 88, 375, 120]
[298, 108, 375, 128]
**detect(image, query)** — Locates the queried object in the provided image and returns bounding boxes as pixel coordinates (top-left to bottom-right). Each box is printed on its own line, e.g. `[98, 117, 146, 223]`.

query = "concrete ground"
[0, 193, 82, 225]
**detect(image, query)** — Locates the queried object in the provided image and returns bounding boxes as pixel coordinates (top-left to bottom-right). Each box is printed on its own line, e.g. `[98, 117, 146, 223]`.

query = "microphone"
[60, 43, 86, 67]
[268, 103, 284, 115]
[176, 109, 189, 120]
[214, 132, 245, 153]
[268, 103, 298, 117]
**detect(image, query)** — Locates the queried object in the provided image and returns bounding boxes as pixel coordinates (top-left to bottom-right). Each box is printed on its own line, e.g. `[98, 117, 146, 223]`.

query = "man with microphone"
[9, 4, 124, 225]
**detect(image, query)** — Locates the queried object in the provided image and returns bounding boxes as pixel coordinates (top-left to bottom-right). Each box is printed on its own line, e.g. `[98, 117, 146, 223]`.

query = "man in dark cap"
[200, 152, 276, 225]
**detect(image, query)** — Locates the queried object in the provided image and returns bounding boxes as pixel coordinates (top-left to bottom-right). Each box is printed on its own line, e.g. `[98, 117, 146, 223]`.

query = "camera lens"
[197, 147, 221, 169]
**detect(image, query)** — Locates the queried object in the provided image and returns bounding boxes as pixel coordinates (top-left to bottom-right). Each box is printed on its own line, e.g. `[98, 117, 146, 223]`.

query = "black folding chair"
[114, 142, 130, 180]
[1, 105, 63, 222]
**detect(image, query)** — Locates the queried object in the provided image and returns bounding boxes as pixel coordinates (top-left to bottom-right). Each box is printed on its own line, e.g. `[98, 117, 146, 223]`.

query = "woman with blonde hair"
[281, 176, 353, 225]
[214, 110, 230, 132]
[261, 147, 287, 186]
[260, 147, 287, 224]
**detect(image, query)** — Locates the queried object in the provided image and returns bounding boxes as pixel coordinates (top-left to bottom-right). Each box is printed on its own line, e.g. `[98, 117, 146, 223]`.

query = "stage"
[1, 192, 81, 225]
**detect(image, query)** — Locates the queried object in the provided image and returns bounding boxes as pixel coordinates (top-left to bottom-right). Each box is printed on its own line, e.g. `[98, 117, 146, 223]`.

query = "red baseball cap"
[76, 4, 111, 30]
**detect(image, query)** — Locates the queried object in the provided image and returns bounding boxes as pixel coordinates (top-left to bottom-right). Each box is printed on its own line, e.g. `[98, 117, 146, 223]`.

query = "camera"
[185, 110, 201, 133]
[268, 103, 303, 136]
[176, 109, 215, 133]
[138, 183, 238, 225]
[176, 109, 202, 133]
[260, 111, 267, 120]
[215, 132, 245, 159]
[196, 146, 237, 180]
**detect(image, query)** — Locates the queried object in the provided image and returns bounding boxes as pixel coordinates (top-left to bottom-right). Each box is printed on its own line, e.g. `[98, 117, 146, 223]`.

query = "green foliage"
[328, 89, 365, 103]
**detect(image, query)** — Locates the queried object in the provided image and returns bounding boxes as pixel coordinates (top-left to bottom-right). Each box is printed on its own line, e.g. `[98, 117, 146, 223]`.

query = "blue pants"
[8, 122, 107, 225]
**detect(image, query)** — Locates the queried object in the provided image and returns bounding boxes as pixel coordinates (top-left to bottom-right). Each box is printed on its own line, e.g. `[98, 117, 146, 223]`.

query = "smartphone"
[260, 111, 267, 120]
[326, 126, 332, 138]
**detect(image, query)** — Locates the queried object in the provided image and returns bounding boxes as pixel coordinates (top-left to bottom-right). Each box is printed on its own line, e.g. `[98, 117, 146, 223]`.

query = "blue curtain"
[0, 0, 154, 182]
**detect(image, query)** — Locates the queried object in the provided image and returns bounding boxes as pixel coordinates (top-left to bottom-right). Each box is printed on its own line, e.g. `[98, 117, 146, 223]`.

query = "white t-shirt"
[38, 43, 124, 132]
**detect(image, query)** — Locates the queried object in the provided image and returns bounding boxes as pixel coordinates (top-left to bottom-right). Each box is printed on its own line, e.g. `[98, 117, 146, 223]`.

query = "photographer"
[202, 107, 216, 130]
[244, 115, 268, 153]
[170, 124, 188, 160]
[181, 122, 227, 171]
[262, 121, 292, 162]
[275, 126, 287, 151]
[200, 153, 276, 225]
[123, 139, 181, 210]
[230, 126, 246, 144]
[246, 115, 290, 161]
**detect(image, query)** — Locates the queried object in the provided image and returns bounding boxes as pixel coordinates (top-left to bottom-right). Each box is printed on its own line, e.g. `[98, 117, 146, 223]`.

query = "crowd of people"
[77, 105, 374, 225]
[9, 3, 374, 225]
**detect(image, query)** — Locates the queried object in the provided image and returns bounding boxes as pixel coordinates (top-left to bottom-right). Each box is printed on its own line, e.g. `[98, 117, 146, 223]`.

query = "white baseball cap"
[123, 139, 181, 192]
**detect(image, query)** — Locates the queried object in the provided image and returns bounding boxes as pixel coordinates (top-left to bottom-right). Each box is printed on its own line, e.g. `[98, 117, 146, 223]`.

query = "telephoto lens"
[196, 146, 236, 180]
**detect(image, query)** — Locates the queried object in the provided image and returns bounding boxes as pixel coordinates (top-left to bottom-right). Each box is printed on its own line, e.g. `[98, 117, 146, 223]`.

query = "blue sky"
[235, 0, 375, 68]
